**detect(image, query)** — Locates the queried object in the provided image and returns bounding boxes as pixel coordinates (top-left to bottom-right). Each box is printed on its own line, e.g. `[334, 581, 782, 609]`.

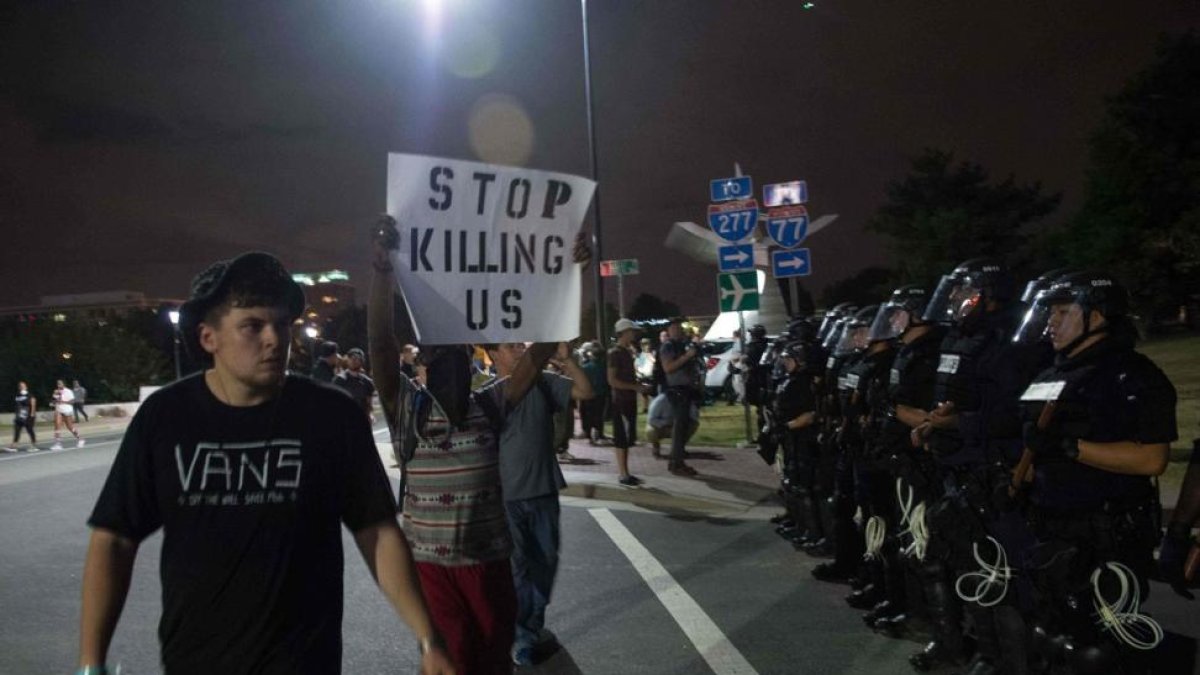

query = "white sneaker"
[50, 442, 63, 451]
[27, 446, 41, 453]
[3, 446, 17, 453]
[557, 450, 576, 463]
[77, 438, 86, 448]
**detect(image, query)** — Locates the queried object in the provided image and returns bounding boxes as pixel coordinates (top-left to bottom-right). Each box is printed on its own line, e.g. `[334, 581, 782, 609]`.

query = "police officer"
[861, 285, 943, 637]
[839, 304, 904, 624]
[911, 259, 1046, 674]
[1019, 272, 1176, 674]
[744, 324, 772, 442]
[813, 307, 876, 582]
[774, 342, 821, 546]
[805, 308, 859, 557]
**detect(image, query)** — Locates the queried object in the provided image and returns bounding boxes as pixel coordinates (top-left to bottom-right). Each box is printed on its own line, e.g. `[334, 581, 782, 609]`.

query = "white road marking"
[589, 507, 759, 675]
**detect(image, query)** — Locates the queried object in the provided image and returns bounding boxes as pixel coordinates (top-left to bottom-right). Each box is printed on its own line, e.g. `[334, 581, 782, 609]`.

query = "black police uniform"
[775, 363, 819, 543]
[1023, 330, 1176, 674]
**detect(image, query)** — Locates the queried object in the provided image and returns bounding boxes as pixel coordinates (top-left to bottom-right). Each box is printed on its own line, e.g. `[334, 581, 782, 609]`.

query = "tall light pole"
[581, 0, 606, 345]
[167, 310, 182, 381]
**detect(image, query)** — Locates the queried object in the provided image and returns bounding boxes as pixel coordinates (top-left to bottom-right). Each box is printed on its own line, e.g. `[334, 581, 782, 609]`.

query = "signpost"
[771, 248, 812, 278]
[717, 243, 755, 273]
[765, 204, 810, 248]
[706, 199, 759, 243]
[763, 180, 808, 207]
[710, 176, 753, 203]
[717, 271, 759, 312]
[599, 258, 639, 317]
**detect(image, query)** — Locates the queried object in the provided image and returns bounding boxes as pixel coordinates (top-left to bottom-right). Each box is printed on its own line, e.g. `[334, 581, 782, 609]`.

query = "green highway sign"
[717, 271, 759, 312]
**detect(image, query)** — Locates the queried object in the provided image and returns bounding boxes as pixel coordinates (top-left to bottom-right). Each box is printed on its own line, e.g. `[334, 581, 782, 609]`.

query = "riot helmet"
[1037, 271, 1130, 353]
[749, 324, 767, 340]
[1020, 268, 1071, 305]
[786, 316, 817, 344]
[822, 315, 851, 352]
[834, 305, 877, 357]
[868, 285, 928, 342]
[780, 341, 807, 372]
[922, 258, 1014, 326]
[1013, 269, 1075, 344]
[818, 303, 856, 343]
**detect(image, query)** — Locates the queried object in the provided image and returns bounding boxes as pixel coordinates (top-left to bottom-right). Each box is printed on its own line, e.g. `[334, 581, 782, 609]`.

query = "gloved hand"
[1159, 523, 1195, 600]
[1022, 421, 1078, 463]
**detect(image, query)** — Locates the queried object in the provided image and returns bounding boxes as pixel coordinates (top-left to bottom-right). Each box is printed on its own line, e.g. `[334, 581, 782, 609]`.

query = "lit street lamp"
[168, 310, 182, 381]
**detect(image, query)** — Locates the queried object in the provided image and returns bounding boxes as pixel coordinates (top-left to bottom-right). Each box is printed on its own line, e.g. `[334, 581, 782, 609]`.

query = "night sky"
[2, 1, 1197, 315]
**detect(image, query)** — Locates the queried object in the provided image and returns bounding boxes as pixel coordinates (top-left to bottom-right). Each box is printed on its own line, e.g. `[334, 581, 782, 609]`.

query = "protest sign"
[386, 153, 596, 344]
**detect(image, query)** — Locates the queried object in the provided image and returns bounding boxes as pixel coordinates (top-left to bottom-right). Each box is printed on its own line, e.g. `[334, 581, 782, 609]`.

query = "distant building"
[291, 270, 355, 331]
[0, 291, 183, 325]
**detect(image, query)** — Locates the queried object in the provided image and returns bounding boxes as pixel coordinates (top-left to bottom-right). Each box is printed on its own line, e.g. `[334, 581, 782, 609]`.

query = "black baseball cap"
[179, 252, 306, 361]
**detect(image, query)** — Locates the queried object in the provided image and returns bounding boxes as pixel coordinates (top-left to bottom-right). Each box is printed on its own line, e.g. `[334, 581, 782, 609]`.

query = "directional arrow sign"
[771, 248, 812, 279]
[717, 271, 760, 312]
[717, 243, 754, 272]
[765, 205, 810, 248]
[707, 198, 759, 243]
[710, 176, 753, 202]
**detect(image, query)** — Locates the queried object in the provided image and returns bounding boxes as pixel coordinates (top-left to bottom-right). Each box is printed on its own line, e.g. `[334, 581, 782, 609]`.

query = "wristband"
[418, 635, 442, 656]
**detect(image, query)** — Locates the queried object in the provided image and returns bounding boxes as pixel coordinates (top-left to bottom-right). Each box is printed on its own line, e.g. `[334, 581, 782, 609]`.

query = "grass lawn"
[696, 334, 1199, 499]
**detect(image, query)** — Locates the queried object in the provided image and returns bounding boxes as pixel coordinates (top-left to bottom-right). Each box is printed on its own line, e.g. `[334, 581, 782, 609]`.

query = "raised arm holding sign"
[385, 153, 596, 345]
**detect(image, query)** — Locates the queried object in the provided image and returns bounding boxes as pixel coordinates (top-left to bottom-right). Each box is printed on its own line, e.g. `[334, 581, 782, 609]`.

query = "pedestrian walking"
[72, 380, 89, 422]
[51, 380, 84, 449]
[78, 251, 453, 675]
[311, 340, 340, 382]
[7, 381, 37, 452]
[483, 341, 593, 666]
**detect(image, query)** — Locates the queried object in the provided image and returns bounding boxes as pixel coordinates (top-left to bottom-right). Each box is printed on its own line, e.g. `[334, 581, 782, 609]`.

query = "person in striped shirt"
[369, 215, 591, 674]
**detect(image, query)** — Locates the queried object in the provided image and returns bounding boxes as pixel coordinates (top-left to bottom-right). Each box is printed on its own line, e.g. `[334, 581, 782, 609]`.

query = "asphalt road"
[2, 428, 1197, 674]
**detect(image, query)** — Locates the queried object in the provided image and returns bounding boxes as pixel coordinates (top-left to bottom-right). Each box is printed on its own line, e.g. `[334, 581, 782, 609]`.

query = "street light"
[168, 310, 181, 381]
[581, 0, 606, 345]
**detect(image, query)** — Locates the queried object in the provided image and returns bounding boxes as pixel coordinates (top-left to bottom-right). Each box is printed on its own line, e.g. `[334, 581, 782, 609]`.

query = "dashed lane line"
[589, 507, 759, 675]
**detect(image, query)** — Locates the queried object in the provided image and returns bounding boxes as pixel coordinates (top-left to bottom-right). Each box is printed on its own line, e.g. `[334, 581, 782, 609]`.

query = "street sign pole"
[737, 310, 754, 446]
[617, 272, 625, 319]
[789, 277, 799, 317]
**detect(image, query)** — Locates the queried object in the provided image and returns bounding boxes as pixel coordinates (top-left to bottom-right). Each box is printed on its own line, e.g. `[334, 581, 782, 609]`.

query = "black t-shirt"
[14, 390, 33, 420]
[333, 370, 376, 416]
[88, 374, 397, 674]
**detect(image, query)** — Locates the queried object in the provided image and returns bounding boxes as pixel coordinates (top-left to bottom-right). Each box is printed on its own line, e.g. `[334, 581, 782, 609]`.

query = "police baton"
[1009, 401, 1058, 497]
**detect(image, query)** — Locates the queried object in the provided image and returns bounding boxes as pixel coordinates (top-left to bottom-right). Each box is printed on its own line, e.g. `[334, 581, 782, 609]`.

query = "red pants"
[416, 559, 516, 675]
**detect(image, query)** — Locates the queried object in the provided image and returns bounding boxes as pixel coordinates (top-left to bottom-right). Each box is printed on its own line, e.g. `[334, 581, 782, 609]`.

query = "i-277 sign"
[706, 198, 759, 243]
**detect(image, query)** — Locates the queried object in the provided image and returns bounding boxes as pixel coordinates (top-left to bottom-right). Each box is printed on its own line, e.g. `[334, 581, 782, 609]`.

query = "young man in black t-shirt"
[78, 252, 453, 675]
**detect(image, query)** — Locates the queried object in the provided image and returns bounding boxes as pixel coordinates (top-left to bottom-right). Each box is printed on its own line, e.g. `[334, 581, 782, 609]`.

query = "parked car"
[701, 340, 740, 404]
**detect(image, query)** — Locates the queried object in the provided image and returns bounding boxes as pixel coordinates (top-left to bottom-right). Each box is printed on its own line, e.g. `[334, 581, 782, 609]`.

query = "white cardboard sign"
[386, 153, 596, 344]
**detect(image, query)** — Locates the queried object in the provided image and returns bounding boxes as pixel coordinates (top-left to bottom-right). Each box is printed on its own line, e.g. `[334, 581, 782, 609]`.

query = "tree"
[627, 293, 681, 321]
[819, 266, 895, 308]
[1054, 32, 1200, 326]
[0, 319, 170, 405]
[579, 301, 620, 342]
[867, 149, 1061, 287]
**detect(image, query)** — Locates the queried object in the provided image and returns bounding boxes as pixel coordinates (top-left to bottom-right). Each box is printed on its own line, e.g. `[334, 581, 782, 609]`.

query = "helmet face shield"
[834, 324, 869, 357]
[1013, 293, 1051, 344]
[951, 281, 983, 322]
[823, 318, 849, 350]
[923, 274, 960, 324]
[867, 303, 909, 342]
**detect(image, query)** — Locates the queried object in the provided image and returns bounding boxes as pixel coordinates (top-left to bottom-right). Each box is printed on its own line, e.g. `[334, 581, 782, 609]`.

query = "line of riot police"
[745, 259, 1182, 675]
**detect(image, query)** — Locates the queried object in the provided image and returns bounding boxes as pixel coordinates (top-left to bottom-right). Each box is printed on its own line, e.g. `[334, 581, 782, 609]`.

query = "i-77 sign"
[717, 271, 759, 312]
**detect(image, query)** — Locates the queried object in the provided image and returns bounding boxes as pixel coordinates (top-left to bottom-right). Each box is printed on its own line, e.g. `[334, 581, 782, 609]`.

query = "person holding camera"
[658, 317, 702, 477]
